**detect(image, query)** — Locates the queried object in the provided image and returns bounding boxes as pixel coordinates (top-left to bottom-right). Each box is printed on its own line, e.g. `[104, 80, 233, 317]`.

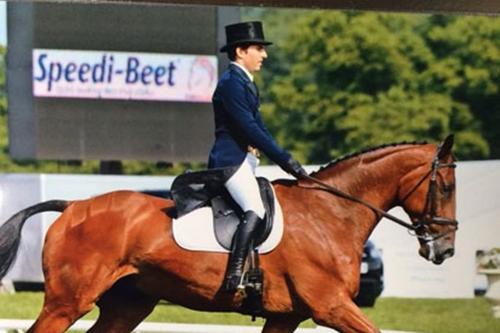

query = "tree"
[247, 10, 494, 163]
[423, 15, 500, 157]
[0, 45, 6, 116]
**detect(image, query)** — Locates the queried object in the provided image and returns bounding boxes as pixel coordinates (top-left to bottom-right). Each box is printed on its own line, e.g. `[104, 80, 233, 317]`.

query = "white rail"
[0, 319, 418, 333]
[0, 320, 321, 333]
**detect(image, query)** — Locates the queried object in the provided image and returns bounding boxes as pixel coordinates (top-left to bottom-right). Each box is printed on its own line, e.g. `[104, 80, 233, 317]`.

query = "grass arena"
[1, 293, 500, 333]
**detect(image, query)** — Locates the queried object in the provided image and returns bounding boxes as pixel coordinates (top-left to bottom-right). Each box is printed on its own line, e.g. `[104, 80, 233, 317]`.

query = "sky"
[0, 1, 6, 45]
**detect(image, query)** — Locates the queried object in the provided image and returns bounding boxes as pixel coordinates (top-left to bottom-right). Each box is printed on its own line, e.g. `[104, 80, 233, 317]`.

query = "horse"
[0, 135, 458, 333]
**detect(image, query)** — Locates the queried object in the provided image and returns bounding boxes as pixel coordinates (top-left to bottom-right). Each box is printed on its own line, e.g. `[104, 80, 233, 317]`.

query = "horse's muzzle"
[432, 247, 455, 265]
[420, 243, 455, 265]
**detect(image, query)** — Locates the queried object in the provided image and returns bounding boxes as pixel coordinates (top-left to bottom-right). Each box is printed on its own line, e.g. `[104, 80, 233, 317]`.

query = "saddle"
[170, 168, 279, 318]
[170, 168, 275, 250]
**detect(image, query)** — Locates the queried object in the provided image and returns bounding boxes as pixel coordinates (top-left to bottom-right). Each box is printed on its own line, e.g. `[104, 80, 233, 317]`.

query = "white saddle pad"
[172, 191, 284, 253]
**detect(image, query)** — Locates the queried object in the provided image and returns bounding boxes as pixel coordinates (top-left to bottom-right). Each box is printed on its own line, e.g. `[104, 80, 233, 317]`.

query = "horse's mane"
[310, 140, 428, 177]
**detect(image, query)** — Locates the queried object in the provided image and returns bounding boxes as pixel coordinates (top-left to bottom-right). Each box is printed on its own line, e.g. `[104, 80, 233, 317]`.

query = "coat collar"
[229, 63, 252, 83]
[229, 63, 259, 97]
[230, 62, 254, 82]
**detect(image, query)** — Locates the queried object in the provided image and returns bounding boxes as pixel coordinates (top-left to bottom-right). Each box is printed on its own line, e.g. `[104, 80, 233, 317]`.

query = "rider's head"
[221, 21, 272, 73]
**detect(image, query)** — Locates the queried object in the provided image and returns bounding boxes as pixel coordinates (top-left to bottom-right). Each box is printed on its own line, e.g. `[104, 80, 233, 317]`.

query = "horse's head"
[398, 135, 458, 265]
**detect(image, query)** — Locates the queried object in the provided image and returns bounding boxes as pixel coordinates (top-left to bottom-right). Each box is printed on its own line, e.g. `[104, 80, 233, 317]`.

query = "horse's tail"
[0, 200, 70, 280]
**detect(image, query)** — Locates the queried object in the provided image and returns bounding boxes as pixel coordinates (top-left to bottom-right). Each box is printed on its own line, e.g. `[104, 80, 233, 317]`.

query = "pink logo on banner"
[187, 56, 217, 102]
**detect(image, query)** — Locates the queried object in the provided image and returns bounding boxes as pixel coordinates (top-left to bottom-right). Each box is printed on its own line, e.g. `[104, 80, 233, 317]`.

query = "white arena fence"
[0, 320, 321, 333]
[0, 320, 416, 333]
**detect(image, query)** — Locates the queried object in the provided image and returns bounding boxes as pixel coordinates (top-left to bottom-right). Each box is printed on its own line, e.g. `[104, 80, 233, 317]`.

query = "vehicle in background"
[141, 189, 171, 199]
[355, 240, 384, 307]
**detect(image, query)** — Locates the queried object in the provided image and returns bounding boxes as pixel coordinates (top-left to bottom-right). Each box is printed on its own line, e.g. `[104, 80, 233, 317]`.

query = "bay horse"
[0, 136, 458, 333]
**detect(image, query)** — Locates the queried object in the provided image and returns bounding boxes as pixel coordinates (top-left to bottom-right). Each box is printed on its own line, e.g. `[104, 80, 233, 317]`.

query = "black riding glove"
[284, 158, 308, 179]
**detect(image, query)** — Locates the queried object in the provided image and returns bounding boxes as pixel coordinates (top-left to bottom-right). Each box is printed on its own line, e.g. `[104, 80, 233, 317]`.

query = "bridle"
[400, 153, 458, 242]
[301, 146, 458, 243]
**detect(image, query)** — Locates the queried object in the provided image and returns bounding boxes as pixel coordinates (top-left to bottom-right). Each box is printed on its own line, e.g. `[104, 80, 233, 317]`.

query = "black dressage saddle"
[170, 168, 275, 250]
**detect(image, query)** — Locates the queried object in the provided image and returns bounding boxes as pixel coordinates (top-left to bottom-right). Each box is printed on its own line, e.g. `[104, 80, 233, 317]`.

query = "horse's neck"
[311, 146, 428, 244]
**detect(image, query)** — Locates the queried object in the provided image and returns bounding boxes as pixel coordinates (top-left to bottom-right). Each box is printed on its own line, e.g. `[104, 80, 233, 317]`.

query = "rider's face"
[236, 45, 268, 73]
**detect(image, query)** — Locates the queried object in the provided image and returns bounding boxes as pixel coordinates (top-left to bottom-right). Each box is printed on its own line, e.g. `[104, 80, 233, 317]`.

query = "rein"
[301, 174, 418, 231]
[300, 155, 458, 242]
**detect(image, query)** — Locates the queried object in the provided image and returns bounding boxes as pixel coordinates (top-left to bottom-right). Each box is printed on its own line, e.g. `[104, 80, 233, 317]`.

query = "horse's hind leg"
[262, 315, 303, 333]
[28, 270, 104, 333]
[87, 276, 159, 333]
[27, 293, 94, 333]
[29, 246, 135, 331]
[87, 295, 157, 333]
[28, 312, 79, 333]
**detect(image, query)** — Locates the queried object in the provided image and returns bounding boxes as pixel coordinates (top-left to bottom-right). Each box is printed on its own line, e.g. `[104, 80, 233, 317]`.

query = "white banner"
[32, 49, 218, 103]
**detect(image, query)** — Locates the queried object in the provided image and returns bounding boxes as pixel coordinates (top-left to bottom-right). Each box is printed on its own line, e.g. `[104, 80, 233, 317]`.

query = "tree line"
[0, 10, 499, 174]
[250, 9, 499, 163]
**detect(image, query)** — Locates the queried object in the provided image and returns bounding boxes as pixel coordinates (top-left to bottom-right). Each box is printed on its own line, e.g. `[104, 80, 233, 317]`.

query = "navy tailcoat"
[208, 64, 291, 169]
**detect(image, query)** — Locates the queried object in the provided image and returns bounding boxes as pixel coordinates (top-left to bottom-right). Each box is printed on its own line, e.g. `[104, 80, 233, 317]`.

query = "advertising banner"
[33, 49, 218, 103]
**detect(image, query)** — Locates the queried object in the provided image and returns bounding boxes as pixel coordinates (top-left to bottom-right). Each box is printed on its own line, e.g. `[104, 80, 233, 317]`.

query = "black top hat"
[220, 21, 273, 53]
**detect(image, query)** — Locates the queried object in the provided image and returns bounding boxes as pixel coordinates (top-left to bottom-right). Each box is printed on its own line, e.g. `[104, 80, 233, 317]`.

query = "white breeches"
[224, 153, 266, 219]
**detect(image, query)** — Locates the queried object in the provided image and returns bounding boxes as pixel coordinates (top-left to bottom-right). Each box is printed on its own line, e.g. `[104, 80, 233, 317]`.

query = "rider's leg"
[223, 154, 265, 292]
[224, 210, 261, 291]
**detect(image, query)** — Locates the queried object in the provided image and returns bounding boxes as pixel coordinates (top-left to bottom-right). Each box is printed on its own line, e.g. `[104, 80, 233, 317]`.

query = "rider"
[208, 21, 308, 293]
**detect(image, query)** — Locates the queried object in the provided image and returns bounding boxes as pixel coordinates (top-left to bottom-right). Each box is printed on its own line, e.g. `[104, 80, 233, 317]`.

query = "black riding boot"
[223, 210, 262, 292]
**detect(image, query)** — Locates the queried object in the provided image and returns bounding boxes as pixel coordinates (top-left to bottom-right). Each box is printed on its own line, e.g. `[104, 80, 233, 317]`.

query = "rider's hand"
[284, 158, 308, 179]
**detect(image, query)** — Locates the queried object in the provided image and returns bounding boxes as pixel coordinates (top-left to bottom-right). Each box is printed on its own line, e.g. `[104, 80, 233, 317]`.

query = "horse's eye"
[441, 183, 455, 198]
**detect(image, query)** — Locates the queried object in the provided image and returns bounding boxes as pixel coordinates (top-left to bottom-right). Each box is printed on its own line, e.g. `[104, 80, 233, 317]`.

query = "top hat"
[220, 21, 273, 52]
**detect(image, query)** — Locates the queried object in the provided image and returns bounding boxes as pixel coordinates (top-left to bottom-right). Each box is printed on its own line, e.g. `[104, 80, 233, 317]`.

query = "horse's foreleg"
[261, 315, 303, 333]
[311, 297, 380, 333]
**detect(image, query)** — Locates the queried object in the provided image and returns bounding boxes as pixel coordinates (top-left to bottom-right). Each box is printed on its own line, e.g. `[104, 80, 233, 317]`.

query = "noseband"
[302, 148, 458, 243]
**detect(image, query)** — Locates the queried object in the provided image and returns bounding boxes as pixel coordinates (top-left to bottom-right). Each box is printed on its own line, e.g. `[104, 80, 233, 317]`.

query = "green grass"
[1, 293, 500, 332]
[363, 298, 500, 333]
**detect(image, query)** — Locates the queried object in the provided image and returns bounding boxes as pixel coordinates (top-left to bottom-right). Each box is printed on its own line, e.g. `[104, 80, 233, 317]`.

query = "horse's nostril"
[444, 248, 455, 258]
[433, 248, 455, 265]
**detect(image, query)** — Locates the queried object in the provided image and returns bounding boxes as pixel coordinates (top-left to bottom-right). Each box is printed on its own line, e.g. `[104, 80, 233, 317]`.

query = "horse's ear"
[438, 134, 454, 159]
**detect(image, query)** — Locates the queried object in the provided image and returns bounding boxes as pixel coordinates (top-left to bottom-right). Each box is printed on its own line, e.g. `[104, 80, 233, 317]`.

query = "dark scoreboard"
[7, 2, 239, 162]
